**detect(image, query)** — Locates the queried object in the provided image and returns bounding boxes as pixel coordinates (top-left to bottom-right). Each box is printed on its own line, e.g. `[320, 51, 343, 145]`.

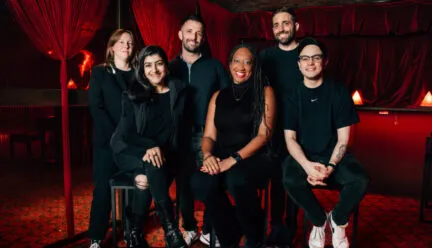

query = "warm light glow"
[78, 50, 94, 77]
[352, 90, 364, 105]
[67, 79, 77, 89]
[47, 50, 53, 55]
[420, 91, 432, 107]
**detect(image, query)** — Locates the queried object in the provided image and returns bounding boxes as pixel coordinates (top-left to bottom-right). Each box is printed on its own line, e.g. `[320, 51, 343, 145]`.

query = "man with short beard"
[260, 7, 303, 248]
[169, 14, 229, 247]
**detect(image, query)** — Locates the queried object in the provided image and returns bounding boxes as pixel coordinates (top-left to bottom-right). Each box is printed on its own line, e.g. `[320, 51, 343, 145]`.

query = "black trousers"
[269, 152, 299, 243]
[282, 153, 369, 226]
[191, 153, 272, 247]
[88, 146, 118, 240]
[178, 129, 211, 232]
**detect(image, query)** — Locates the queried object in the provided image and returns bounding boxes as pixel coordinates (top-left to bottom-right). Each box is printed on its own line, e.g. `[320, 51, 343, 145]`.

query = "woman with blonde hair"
[88, 29, 140, 248]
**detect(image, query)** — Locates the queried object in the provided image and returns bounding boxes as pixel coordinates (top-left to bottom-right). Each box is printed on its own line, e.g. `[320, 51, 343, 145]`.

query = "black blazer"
[88, 65, 132, 148]
[110, 77, 187, 164]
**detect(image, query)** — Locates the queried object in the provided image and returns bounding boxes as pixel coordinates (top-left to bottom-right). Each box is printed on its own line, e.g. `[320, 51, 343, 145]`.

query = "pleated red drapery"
[131, 0, 196, 60]
[7, 0, 108, 237]
[199, 0, 432, 107]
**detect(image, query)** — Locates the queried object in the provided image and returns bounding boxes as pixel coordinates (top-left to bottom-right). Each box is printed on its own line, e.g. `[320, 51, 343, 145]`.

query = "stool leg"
[352, 205, 359, 248]
[124, 189, 131, 241]
[303, 211, 308, 248]
[111, 187, 117, 248]
[210, 227, 216, 248]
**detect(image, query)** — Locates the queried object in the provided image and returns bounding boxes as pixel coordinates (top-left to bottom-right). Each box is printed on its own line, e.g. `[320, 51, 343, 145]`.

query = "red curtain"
[199, 0, 432, 108]
[7, 0, 108, 237]
[131, 0, 196, 60]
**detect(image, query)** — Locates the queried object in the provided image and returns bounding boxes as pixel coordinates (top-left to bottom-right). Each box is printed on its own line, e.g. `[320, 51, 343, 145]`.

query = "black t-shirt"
[283, 79, 359, 157]
[143, 92, 172, 148]
[116, 69, 135, 88]
[260, 46, 303, 104]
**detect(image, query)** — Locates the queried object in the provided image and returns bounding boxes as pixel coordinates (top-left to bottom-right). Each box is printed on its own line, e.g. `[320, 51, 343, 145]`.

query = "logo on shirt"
[311, 98, 319, 103]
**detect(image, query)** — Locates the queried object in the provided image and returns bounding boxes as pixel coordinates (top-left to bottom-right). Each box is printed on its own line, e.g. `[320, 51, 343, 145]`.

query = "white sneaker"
[89, 240, 101, 248]
[309, 221, 326, 248]
[183, 230, 199, 246]
[200, 231, 221, 247]
[329, 211, 349, 248]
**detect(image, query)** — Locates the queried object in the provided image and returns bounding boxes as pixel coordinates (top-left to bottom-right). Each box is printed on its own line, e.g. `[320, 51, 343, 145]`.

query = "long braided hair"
[227, 44, 271, 138]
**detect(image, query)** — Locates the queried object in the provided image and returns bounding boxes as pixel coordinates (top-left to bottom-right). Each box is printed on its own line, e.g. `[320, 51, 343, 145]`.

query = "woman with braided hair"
[191, 44, 276, 248]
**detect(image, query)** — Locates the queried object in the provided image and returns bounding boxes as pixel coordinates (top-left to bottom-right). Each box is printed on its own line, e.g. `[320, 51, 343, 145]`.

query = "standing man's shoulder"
[168, 56, 183, 70]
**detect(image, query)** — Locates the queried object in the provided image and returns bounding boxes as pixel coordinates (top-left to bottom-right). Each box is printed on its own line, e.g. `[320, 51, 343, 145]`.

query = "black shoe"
[156, 200, 187, 248]
[127, 229, 150, 248]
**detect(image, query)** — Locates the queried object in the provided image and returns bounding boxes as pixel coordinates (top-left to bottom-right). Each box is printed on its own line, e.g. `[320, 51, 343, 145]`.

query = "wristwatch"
[230, 152, 243, 164]
[327, 162, 336, 168]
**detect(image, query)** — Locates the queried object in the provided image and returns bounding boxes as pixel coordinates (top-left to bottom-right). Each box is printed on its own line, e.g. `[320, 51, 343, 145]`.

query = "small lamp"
[420, 91, 432, 107]
[352, 90, 363, 105]
[67, 79, 78, 90]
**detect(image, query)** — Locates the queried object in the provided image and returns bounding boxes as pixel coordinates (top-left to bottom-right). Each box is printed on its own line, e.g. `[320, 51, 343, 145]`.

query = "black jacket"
[169, 55, 229, 126]
[110, 77, 187, 161]
[88, 65, 131, 148]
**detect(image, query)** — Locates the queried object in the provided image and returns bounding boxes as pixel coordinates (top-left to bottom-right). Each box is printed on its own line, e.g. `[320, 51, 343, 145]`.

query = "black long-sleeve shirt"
[169, 55, 229, 126]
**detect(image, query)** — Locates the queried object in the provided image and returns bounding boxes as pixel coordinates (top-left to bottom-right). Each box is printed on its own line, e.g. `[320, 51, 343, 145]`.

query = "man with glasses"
[282, 37, 369, 248]
[260, 7, 303, 247]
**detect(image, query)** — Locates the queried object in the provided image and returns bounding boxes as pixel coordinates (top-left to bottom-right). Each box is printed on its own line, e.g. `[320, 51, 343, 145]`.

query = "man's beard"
[276, 30, 296, 46]
[183, 40, 201, 54]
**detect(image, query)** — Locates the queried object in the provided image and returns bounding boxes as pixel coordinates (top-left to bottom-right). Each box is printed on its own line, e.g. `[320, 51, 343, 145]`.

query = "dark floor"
[0, 142, 432, 248]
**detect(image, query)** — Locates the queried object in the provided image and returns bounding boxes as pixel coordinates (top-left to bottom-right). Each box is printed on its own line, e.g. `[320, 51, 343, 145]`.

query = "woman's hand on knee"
[135, 174, 149, 190]
[143, 147, 165, 168]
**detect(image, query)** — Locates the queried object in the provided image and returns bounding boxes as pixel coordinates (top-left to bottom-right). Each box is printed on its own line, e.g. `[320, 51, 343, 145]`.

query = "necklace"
[232, 85, 249, 101]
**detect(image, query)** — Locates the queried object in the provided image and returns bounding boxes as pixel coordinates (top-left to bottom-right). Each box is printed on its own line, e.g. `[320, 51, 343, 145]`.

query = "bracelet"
[327, 162, 336, 168]
[230, 152, 243, 164]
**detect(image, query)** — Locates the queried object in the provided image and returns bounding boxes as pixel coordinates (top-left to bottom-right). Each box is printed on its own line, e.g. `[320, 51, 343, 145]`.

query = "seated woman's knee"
[135, 174, 149, 190]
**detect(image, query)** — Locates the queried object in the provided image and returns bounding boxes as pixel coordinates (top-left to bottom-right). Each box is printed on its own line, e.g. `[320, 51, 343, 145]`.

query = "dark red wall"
[353, 110, 432, 197]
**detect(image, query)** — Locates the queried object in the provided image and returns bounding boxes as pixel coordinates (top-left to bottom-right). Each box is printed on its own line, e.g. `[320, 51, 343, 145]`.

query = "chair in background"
[420, 133, 432, 223]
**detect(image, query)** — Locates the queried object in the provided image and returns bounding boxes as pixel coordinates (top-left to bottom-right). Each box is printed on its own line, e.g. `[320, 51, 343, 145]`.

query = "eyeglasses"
[298, 54, 324, 63]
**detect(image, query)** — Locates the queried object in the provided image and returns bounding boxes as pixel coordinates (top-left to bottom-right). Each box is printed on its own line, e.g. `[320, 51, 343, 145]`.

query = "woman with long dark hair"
[111, 45, 187, 248]
[191, 44, 276, 247]
[88, 29, 138, 248]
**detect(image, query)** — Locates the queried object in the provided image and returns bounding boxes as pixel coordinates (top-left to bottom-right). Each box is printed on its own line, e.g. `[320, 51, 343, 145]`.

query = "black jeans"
[115, 151, 175, 216]
[282, 153, 369, 226]
[177, 129, 211, 232]
[191, 153, 272, 247]
[269, 151, 299, 243]
[89, 146, 118, 240]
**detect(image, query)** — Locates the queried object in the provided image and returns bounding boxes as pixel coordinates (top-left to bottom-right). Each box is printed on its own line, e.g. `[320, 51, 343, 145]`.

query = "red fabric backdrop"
[131, 0, 197, 60]
[7, 0, 108, 236]
[197, 0, 432, 107]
